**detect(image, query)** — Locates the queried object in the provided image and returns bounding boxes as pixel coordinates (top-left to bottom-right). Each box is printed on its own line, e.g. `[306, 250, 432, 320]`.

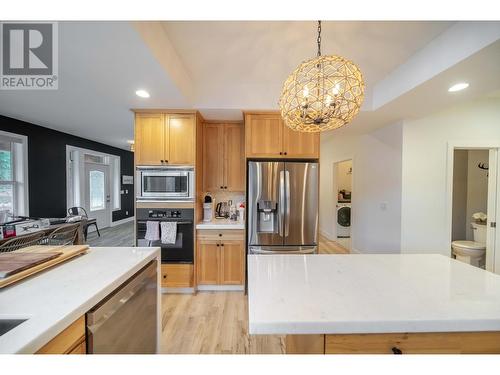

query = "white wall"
[320, 122, 403, 253]
[401, 97, 500, 255]
[336, 160, 352, 192]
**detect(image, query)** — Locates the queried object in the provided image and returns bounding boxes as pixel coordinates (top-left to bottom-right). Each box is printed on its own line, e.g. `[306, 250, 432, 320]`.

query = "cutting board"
[0, 252, 62, 278]
[0, 244, 89, 289]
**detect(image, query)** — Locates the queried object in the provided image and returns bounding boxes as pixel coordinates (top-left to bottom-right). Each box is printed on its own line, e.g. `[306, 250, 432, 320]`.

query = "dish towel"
[161, 221, 177, 245]
[144, 221, 160, 242]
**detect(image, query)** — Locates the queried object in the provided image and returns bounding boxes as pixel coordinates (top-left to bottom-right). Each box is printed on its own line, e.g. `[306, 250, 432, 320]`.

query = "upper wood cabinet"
[203, 122, 245, 192]
[135, 112, 195, 166]
[245, 112, 320, 159]
[134, 113, 165, 165]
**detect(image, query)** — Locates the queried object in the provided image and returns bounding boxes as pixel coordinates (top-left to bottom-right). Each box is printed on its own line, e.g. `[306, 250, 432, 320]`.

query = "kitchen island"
[0, 247, 160, 354]
[248, 254, 500, 354]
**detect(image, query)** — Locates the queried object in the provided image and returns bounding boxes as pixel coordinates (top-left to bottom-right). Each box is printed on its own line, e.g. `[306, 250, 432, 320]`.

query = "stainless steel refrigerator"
[247, 161, 319, 254]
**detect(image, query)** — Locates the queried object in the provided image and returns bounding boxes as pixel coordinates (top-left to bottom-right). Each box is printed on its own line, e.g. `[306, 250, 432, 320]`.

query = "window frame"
[0, 130, 29, 217]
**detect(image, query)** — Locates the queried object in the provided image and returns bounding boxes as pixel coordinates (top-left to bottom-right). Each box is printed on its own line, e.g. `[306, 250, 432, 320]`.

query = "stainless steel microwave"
[136, 166, 195, 201]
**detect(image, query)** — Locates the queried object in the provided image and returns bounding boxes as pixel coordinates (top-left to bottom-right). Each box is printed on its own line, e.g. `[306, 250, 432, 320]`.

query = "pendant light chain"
[317, 20, 322, 57]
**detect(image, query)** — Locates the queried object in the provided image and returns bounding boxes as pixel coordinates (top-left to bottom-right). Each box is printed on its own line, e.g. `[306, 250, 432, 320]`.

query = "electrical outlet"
[380, 202, 387, 211]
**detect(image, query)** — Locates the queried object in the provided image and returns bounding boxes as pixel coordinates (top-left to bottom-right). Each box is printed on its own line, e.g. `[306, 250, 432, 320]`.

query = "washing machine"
[337, 203, 351, 238]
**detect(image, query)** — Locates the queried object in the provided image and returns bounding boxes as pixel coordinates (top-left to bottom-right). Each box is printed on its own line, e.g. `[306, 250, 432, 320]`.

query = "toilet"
[452, 222, 487, 268]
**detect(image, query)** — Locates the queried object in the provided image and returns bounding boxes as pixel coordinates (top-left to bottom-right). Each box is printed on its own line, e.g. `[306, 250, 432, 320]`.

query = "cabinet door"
[220, 240, 245, 285]
[197, 240, 220, 285]
[224, 124, 245, 191]
[245, 114, 283, 158]
[135, 113, 165, 165]
[167, 115, 195, 165]
[283, 124, 320, 159]
[203, 124, 224, 191]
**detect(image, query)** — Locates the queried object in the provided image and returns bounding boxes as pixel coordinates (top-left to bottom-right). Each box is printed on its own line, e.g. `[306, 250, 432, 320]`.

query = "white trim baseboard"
[196, 285, 244, 292]
[111, 216, 135, 227]
[319, 229, 336, 241]
[161, 287, 195, 294]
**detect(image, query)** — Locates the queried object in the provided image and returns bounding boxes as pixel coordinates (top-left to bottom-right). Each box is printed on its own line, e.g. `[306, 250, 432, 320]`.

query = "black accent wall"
[0, 115, 134, 221]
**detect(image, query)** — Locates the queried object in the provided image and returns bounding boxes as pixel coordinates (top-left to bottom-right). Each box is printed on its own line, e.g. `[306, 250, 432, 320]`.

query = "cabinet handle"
[163, 274, 167, 279]
[220, 186, 223, 189]
[161, 160, 164, 163]
[221, 243, 224, 247]
[165, 160, 168, 163]
[284, 152, 288, 155]
[279, 152, 283, 155]
[391, 347, 402, 355]
[219, 233, 222, 237]
[224, 186, 227, 189]
[216, 243, 220, 247]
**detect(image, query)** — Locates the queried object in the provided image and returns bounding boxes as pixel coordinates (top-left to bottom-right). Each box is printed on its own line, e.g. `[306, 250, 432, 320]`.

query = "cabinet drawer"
[325, 332, 500, 354]
[36, 316, 86, 354]
[161, 264, 193, 288]
[197, 229, 244, 241]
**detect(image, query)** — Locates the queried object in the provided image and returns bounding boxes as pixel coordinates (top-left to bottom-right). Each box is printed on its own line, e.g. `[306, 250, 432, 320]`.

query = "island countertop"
[248, 254, 500, 335]
[0, 247, 160, 354]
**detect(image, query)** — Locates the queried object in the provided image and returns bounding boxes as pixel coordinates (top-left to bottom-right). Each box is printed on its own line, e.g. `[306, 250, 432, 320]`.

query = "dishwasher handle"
[86, 261, 156, 333]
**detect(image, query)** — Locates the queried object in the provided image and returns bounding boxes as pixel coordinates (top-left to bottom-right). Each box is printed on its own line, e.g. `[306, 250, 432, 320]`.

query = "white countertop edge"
[249, 319, 500, 335]
[1, 247, 160, 354]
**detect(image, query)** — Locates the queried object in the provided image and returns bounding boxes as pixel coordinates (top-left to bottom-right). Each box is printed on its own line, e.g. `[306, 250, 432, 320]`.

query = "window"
[89, 170, 105, 211]
[0, 131, 28, 216]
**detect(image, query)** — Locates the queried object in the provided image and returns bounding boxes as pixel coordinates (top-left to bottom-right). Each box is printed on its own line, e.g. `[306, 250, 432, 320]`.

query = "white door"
[85, 163, 111, 230]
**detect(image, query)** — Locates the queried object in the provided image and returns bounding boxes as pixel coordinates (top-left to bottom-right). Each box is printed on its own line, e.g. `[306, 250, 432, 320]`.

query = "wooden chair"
[46, 223, 80, 246]
[68, 207, 100, 240]
[0, 231, 46, 253]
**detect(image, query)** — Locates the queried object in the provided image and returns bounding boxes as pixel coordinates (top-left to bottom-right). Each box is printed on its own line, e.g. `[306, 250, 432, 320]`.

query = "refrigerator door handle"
[285, 170, 290, 237]
[279, 170, 285, 237]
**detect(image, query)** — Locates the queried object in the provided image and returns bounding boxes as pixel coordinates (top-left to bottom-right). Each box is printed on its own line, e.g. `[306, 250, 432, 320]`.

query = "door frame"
[332, 158, 354, 243]
[66, 145, 121, 229]
[445, 140, 500, 272]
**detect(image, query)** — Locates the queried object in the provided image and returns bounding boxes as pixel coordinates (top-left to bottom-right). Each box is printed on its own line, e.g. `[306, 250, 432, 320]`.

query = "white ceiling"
[162, 21, 453, 110]
[1, 21, 499, 149]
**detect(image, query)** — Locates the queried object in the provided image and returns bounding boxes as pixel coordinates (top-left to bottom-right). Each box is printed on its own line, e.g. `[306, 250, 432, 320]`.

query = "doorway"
[333, 159, 352, 251]
[447, 144, 500, 273]
[85, 162, 111, 230]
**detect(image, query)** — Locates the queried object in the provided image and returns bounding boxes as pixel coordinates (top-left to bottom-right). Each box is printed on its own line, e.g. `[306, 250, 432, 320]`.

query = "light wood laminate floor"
[86, 221, 134, 247]
[160, 235, 348, 354]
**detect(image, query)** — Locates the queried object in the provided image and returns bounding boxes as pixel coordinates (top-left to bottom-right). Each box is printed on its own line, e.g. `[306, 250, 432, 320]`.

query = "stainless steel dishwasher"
[86, 260, 158, 354]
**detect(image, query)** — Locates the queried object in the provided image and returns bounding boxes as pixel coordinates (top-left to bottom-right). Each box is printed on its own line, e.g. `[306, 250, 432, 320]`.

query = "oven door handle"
[137, 220, 193, 225]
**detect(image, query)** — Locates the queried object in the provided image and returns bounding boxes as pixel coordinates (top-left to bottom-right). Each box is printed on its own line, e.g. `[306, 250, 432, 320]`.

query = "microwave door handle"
[279, 170, 285, 237]
[285, 170, 290, 238]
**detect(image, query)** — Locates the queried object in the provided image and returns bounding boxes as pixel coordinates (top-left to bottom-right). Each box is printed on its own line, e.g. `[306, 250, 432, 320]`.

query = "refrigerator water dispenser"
[257, 200, 277, 233]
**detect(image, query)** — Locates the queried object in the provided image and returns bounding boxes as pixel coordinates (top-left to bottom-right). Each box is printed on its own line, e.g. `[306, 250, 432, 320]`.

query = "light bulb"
[332, 83, 340, 96]
[303, 86, 309, 98]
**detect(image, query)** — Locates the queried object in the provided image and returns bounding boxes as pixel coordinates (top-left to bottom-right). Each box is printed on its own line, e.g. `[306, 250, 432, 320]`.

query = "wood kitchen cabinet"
[196, 230, 245, 286]
[245, 112, 320, 159]
[202, 122, 245, 192]
[161, 264, 194, 288]
[36, 316, 86, 354]
[135, 112, 195, 166]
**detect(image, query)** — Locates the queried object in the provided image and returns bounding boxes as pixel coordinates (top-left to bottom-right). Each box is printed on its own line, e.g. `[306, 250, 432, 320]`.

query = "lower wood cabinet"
[36, 316, 86, 354]
[285, 332, 500, 354]
[161, 264, 194, 288]
[196, 230, 245, 286]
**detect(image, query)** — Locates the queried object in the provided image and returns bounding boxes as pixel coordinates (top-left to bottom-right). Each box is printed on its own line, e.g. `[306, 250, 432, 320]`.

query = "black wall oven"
[136, 208, 194, 263]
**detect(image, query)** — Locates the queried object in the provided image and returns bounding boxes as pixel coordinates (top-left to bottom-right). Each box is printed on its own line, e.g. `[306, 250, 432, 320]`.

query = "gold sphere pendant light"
[279, 21, 365, 132]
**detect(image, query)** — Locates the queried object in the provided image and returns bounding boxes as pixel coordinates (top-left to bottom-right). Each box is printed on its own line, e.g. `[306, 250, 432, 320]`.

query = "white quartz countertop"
[248, 254, 500, 335]
[196, 219, 244, 230]
[0, 247, 160, 353]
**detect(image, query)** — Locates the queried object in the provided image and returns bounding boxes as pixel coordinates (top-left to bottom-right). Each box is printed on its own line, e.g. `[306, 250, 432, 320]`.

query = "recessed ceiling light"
[135, 89, 150, 98]
[448, 82, 469, 92]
